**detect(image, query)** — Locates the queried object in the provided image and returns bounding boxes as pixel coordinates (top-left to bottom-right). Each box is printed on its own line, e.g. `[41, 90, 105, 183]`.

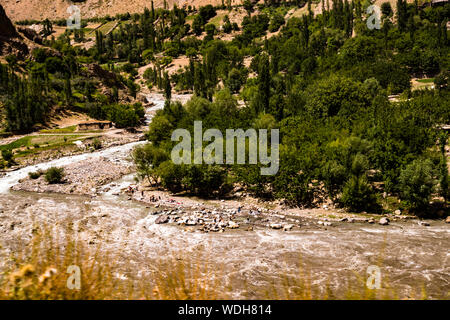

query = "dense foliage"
[134, 1, 449, 214]
[1, 1, 449, 215]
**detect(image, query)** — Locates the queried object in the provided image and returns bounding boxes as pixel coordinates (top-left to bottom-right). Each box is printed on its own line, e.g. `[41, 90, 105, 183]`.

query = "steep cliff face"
[0, 4, 18, 38]
[0, 4, 29, 59]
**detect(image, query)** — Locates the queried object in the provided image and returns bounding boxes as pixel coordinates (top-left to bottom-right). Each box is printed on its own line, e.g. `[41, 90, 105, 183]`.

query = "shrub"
[1, 150, 14, 163]
[32, 48, 49, 63]
[121, 63, 135, 74]
[28, 170, 43, 179]
[182, 165, 229, 197]
[5, 55, 18, 68]
[398, 159, 436, 212]
[157, 160, 185, 193]
[92, 138, 102, 150]
[322, 160, 347, 200]
[340, 176, 379, 212]
[225, 68, 246, 93]
[268, 13, 285, 32]
[45, 167, 65, 184]
[91, 103, 144, 128]
[142, 49, 154, 62]
[45, 57, 65, 74]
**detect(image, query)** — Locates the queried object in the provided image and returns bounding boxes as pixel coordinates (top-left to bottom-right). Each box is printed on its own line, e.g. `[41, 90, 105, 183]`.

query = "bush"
[398, 159, 436, 212]
[1, 150, 14, 163]
[156, 161, 229, 197]
[268, 13, 285, 32]
[45, 57, 66, 74]
[340, 176, 379, 212]
[157, 160, 185, 193]
[90, 103, 144, 128]
[92, 138, 102, 150]
[198, 5, 216, 23]
[225, 68, 246, 93]
[32, 48, 49, 63]
[121, 63, 135, 74]
[28, 170, 43, 179]
[182, 165, 229, 197]
[322, 160, 347, 200]
[45, 167, 65, 184]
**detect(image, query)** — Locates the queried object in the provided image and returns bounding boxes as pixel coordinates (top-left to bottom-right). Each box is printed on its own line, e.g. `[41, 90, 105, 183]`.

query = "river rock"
[446, 216, 450, 223]
[323, 222, 332, 227]
[209, 225, 221, 232]
[368, 218, 375, 224]
[155, 215, 169, 224]
[283, 224, 294, 231]
[379, 217, 389, 226]
[186, 219, 197, 226]
[418, 221, 430, 226]
[227, 221, 239, 229]
[394, 209, 401, 215]
[270, 223, 283, 230]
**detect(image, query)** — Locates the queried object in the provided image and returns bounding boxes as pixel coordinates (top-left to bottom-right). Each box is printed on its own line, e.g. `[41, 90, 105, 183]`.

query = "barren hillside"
[0, 0, 237, 22]
[2, 0, 418, 23]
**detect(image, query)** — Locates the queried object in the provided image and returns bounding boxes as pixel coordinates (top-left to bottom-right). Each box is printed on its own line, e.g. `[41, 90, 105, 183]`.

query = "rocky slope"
[0, 3, 18, 37]
[0, 4, 29, 58]
[1, 0, 229, 22]
[2, 0, 416, 22]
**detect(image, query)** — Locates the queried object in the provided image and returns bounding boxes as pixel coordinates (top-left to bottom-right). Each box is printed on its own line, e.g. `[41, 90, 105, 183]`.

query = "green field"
[40, 126, 77, 134]
[0, 134, 91, 158]
[416, 78, 435, 83]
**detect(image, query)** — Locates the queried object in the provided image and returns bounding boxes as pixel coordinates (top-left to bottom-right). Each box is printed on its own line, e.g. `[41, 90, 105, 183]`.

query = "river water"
[0, 94, 448, 299]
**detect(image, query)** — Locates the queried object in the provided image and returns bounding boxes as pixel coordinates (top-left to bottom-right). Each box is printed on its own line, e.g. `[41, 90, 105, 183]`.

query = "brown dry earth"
[1, 0, 229, 21]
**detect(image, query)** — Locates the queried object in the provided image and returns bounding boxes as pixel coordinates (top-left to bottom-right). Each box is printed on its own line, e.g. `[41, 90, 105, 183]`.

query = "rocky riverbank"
[110, 184, 445, 233]
[7, 134, 141, 170]
[11, 157, 132, 196]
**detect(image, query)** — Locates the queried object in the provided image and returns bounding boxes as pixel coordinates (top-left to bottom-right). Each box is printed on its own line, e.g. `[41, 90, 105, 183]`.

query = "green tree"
[147, 114, 174, 145]
[396, 0, 407, 32]
[192, 15, 203, 35]
[439, 133, 449, 202]
[398, 159, 435, 212]
[64, 76, 72, 105]
[132, 144, 168, 184]
[1, 150, 14, 166]
[225, 68, 244, 93]
[381, 2, 392, 18]
[340, 175, 379, 212]
[204, 24, 216, 42]
[255, 54, 270, 114]
[163, 72, 172, 102]
[243, 0, 254, 16]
